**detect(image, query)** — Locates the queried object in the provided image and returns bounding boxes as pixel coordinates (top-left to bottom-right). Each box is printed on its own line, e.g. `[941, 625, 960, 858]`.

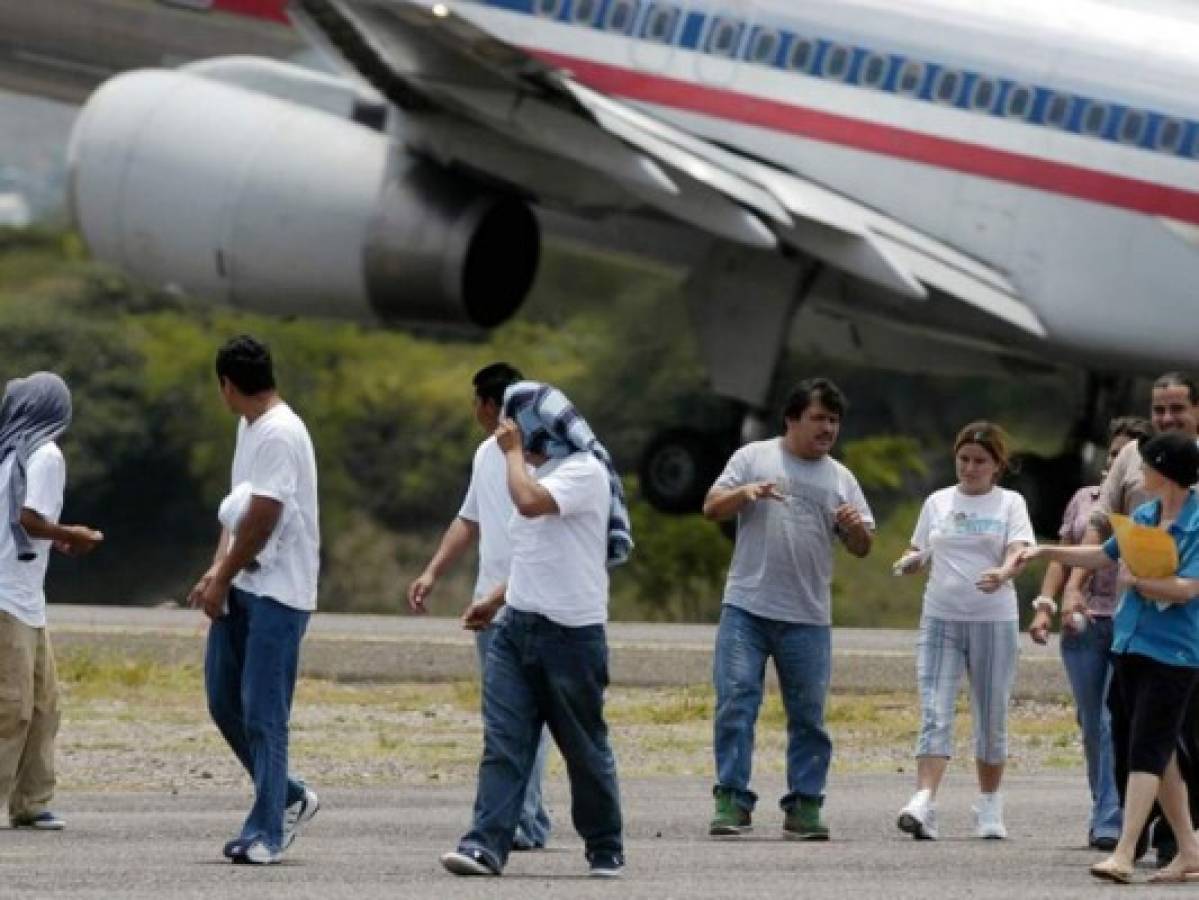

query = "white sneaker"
[283, 786, 320, 851]
[238, 838, 281, 865]
[973, 793, 1007, 839]
[897, 789, 938, 840]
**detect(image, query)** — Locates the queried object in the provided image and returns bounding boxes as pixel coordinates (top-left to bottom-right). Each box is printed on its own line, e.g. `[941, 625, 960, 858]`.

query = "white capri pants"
[916, 617, 1019, 765]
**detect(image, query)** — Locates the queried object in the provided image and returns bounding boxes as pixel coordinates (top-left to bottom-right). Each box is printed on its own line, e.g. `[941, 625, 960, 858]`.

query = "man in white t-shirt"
[407, 362, 552, 849]
[440, 389, 624, 880]
[703, 377, 874, 841]
[0, 373, 102, 832]
[186, 336, 320, 866]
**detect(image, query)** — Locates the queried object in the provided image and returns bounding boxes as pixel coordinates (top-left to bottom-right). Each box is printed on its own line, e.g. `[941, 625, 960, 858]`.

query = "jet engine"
[68, 68, 539, 327]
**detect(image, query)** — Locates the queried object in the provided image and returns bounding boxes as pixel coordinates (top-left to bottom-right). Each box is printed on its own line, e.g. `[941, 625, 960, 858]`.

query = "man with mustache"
[702, 378, 874, 841]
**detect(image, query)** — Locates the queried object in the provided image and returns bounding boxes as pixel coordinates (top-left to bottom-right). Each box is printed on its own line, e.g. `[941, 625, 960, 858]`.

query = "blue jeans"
[205, 587, 310, 852]
[459, 609, 622, 872]
[712, 604, 832, 811]
[476, 621, 552, 848]
[1061, 616, 1121, 841]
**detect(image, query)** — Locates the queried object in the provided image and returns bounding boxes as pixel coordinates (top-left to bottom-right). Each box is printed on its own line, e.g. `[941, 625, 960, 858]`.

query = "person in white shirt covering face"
[407, 362, 552, 850]
[895, 422, 1034, 842]
[440, 385, 625, 880]
[0, 373, 102, 832]
[186, 336, 320, 866]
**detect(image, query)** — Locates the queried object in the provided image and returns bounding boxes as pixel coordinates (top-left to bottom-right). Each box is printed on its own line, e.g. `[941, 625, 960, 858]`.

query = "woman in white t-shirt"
[893, 422, 1035, 842]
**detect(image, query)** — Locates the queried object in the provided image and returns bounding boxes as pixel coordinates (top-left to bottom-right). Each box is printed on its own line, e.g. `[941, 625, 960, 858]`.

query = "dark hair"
[1153, 372, 1199, 405]
[1108, 416, 1152, 444]
[782, 377, 846, 421]
[472, 362, 523, 407]
[215, 334, 275, 395]
[1139, 431, 1199, 488]
[954, 420, 1012, 474]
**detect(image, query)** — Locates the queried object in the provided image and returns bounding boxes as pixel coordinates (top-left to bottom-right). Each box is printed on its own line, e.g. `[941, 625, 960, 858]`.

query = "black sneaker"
[440, 848, 500, 877]
[11, 811, 65, 831]
[588, 851, 625, 879]
[223, 837, 249, 860]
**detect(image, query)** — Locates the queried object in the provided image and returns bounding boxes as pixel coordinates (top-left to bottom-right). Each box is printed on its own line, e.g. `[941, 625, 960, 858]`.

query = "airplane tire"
[639, 429, 725, 515]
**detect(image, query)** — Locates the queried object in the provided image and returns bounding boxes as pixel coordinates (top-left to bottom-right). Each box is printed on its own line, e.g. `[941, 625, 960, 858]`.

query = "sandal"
[1090, 858, 1134, 884]
[1148, 866, 1199, 884]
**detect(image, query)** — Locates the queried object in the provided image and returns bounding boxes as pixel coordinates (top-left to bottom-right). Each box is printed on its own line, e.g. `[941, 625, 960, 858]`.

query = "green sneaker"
[709, 790, 752, 836]
[783, 798, 829, 841]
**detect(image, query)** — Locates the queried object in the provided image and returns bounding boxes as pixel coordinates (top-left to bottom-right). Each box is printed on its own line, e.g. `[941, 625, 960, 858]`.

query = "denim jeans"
[476, 620, 552, 848]
[459, 609, 622, 872]
[205, 587, 310, 852]
[712, 604, 832, 811]
[1060, 616, 1121, 841]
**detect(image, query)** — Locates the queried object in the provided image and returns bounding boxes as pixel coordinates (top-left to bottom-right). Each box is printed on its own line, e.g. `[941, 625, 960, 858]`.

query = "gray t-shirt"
[713, 438, 875, 626]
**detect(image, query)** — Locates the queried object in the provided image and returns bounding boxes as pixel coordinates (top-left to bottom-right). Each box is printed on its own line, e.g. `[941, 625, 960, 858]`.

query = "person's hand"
[976, 567, 1010, 593]
[462, 595, 504, 632]
[187, 568, 230, 621]
[1013, 546, 1042, 569]
[834, 504, 866, 533]
[407, 570, 435, 614]
[743, 482, 785, 503]
[55, 525, 104, 556]
[892, 551, 926, 576]
[495, 419, 522, 455]
[1029, 609, 1052, 645]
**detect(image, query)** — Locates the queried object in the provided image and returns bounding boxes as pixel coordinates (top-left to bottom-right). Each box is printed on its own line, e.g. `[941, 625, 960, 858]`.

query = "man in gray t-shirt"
[703, 378, 874, 841]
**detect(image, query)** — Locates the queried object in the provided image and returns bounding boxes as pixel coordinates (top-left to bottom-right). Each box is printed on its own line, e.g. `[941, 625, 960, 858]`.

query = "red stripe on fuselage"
[531, 49, 1199, 225]
[209, 0, 289, 24]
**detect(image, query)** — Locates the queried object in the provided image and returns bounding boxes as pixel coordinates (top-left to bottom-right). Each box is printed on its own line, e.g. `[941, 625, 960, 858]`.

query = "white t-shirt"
[0, 442, 66, 627]
[230, 404, 320, 612]
[911, 486, 1035, 622]
[457, 437, 515, 600]
[506, 452, 610, 628]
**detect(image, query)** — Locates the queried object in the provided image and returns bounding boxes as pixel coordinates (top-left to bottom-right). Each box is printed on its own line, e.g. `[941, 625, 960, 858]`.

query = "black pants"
[1108, 653, 1199, 852]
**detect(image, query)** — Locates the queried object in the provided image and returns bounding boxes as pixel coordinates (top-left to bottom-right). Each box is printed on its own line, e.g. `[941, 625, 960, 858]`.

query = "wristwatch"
[1030, 595, 1057, 614]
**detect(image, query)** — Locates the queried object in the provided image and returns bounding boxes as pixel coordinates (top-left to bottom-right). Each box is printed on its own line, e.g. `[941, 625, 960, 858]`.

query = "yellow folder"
[1109, 513, 1180, 578]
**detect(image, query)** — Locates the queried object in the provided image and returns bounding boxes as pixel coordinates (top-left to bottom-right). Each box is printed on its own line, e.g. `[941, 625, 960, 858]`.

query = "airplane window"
[788, 37, 816, 72]
[605, 0, 638, 33]
[706, 17, 742, 57]
[933, 69, 961, 104]
[897, 60, 924, 96]
[822, 44, 851, 81]
[860, 53, 888, 88]
[572, 0, 600, 24]
[1081, 101, 1108, 135]
[1045, 93, 1071, 128]
[970, 77, 997, 111]
[1157, 117, 1184, 153]
[1005, 85, 1033, 119]
[749, 30, 780, 65]
[535, 0, 564, 17]
[1118, 109, 1147, 145]
[644, 4, 679, 42]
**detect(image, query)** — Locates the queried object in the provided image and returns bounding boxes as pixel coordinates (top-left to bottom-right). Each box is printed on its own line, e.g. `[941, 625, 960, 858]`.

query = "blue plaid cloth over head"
[502, 381, 633, 567]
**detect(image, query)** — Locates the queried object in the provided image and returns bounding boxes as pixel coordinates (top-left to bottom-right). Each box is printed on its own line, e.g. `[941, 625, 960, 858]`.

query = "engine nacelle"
[67, 67, 539, 328]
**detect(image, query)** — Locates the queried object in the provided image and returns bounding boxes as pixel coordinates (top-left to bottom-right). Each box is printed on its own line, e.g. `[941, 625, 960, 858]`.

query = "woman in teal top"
[1018, 432, 1199, 885]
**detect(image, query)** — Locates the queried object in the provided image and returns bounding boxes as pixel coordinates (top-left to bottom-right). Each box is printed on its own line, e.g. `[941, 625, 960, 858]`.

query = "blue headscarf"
[503, 381, 633, 567]
[0, 373, 72, 561]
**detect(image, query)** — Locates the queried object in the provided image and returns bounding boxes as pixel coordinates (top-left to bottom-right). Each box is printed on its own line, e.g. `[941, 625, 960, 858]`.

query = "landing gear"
[638, 428, 734, 514]
[638, 242, 814, 515]
[1005, 373, 1135, 534]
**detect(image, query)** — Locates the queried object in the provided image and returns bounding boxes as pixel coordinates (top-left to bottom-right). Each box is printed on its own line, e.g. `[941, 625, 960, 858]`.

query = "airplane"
[6, 0, 1199, 526]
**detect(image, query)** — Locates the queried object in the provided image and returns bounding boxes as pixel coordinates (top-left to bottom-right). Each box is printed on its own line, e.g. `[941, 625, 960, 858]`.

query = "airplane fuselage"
[449, 0, 1199, 370]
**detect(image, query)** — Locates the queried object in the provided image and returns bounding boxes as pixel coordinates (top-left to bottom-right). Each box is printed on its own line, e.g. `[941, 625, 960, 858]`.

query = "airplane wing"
[290, 0, 1046, 338]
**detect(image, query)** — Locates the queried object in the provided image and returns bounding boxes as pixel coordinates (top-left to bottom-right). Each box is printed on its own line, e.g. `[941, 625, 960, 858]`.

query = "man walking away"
[187, 335, 321, 865]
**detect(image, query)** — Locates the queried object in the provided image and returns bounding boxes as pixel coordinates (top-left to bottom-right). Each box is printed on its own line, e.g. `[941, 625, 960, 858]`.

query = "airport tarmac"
[48, 604, 1071, 698]
[1, 774, 1141, 899]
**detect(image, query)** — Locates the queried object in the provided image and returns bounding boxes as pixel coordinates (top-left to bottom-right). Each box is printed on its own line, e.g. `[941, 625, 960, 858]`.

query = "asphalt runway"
[0, 774, 1153, 898]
